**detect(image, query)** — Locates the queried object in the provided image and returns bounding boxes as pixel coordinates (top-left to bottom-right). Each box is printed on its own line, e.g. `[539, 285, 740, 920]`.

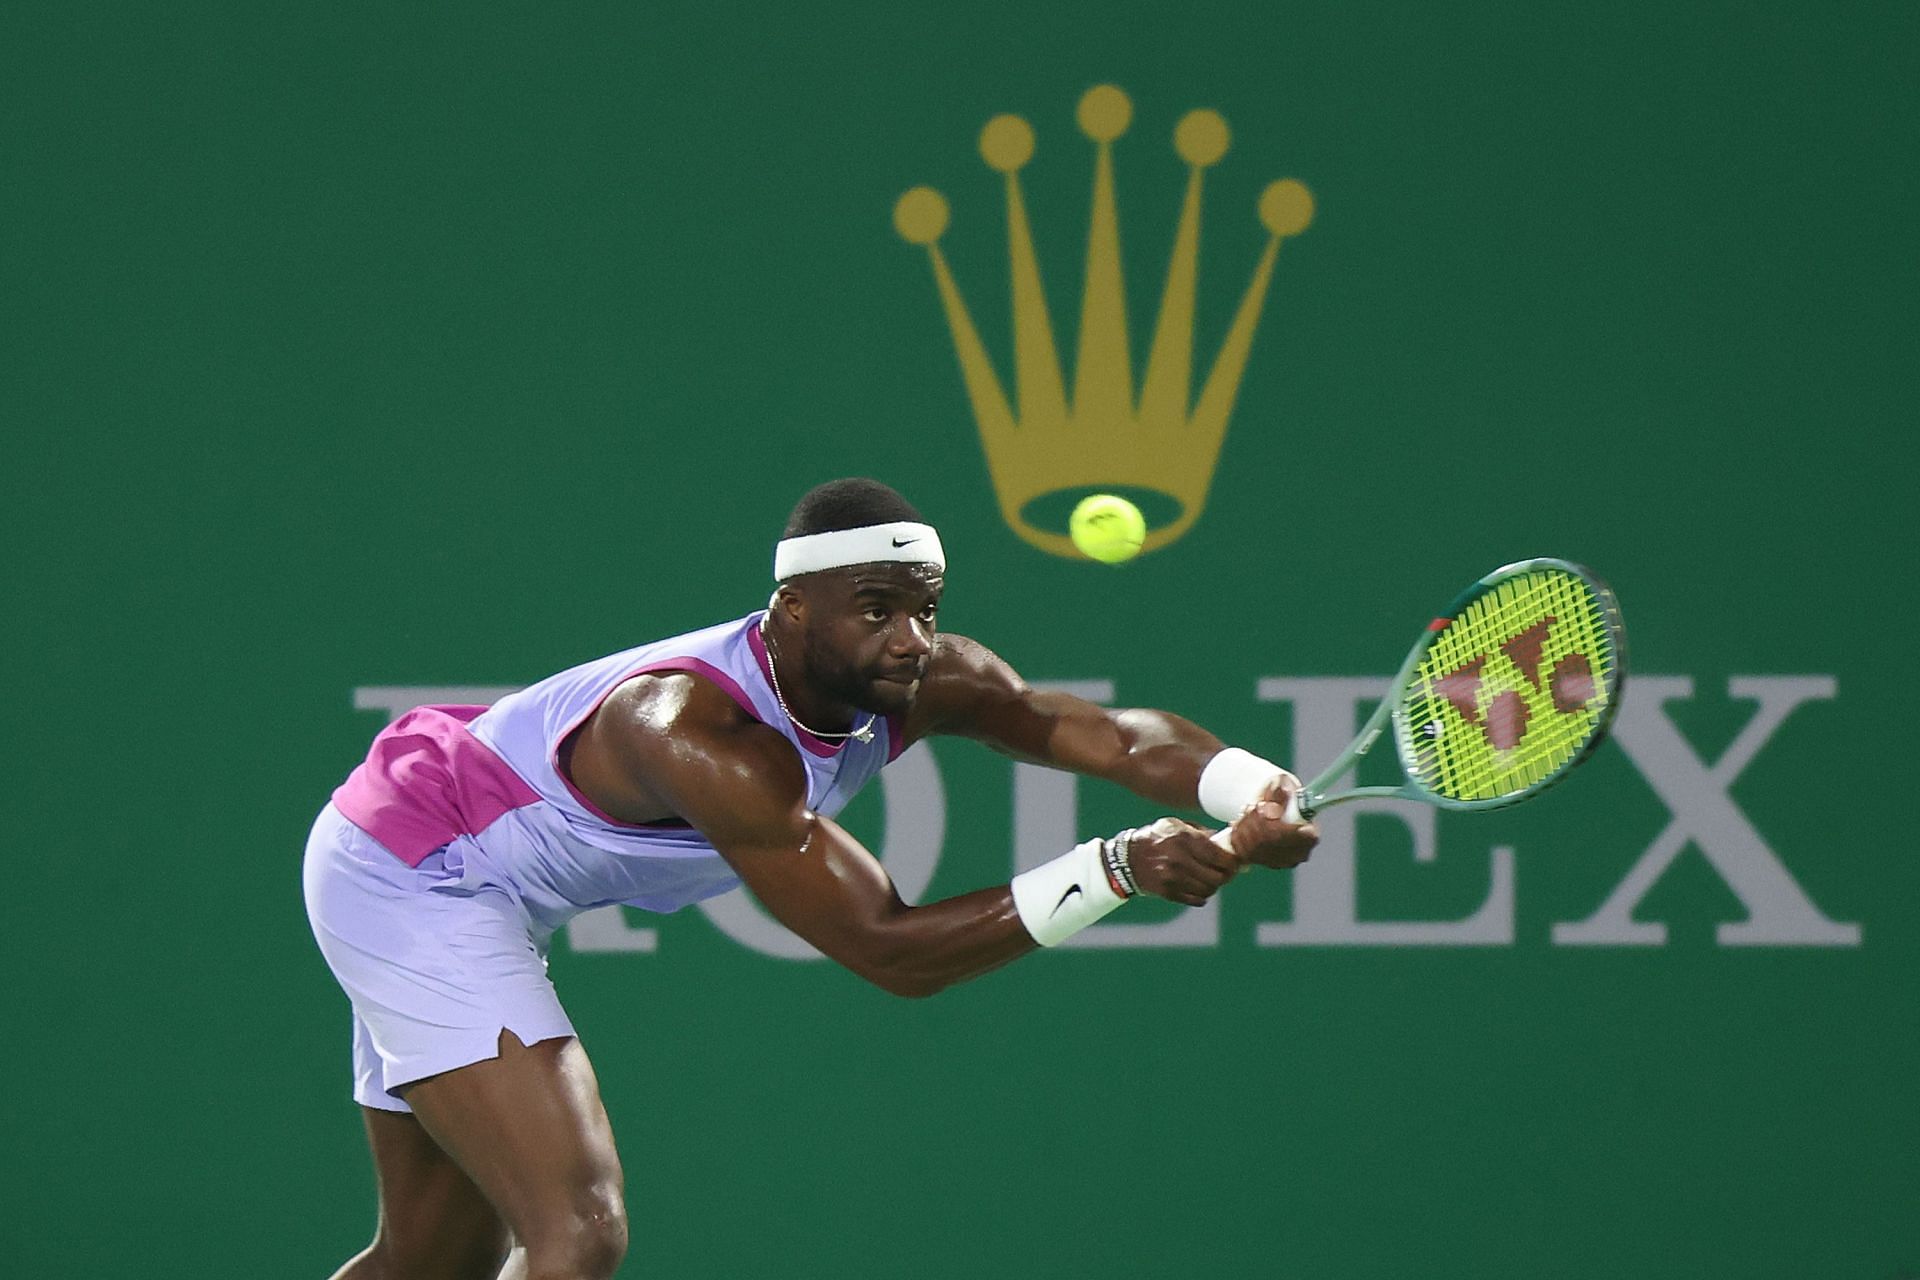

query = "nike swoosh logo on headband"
[892, 537, 920, 547]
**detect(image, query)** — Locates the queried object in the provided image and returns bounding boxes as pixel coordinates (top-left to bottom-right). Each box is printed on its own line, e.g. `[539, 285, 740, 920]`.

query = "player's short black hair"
[781, 478, 925, 539]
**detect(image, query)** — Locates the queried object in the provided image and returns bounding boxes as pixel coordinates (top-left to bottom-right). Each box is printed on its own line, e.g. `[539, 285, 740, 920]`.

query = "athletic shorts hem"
[352, 1019, 579, 1110]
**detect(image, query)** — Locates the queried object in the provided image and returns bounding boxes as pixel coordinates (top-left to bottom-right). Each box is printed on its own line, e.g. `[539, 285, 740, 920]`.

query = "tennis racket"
[1251, 558, 1626, 827]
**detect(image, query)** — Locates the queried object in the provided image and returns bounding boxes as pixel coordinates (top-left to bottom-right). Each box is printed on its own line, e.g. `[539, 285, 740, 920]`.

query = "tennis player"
[304, 477, 1317, 1280]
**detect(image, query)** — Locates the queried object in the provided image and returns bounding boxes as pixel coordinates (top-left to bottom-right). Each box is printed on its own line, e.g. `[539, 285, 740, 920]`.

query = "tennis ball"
[1069, 494, 1147, 564]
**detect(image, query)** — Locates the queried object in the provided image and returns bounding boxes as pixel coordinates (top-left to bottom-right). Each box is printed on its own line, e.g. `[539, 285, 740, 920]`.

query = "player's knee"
[524, 1184, 628, 1280]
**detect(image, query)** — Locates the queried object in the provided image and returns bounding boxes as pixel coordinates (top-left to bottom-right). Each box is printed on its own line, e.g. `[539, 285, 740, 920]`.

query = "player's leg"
[304, 807, 616, 1276]
[328, 1107, 512, 1280]
[397, 1030, 628, 1280]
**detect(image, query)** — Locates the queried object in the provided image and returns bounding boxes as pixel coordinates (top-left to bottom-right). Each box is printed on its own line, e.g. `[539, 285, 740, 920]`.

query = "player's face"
[799, 564, 944, 715]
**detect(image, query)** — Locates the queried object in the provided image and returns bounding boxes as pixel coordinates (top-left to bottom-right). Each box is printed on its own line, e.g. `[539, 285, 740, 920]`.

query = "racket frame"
[1291, 558, 1626, 821]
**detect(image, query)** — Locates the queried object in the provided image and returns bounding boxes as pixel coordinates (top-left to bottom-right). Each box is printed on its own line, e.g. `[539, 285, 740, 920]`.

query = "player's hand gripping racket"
[1234, 558, 1625, 836]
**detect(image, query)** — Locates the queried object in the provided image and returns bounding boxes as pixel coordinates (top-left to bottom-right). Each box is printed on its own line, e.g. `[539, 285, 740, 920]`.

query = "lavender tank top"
[330, 612, 903, 926]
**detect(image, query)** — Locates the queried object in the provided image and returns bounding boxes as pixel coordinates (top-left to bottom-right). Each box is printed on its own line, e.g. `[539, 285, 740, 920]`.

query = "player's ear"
[771, 584, 806, 627]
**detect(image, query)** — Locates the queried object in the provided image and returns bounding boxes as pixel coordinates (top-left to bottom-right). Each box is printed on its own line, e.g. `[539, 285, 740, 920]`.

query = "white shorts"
[302, 803, 576, 1112]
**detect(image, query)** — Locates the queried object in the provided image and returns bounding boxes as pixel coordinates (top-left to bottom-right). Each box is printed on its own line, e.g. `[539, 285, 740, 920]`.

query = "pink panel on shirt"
[332, 705, 541, 866]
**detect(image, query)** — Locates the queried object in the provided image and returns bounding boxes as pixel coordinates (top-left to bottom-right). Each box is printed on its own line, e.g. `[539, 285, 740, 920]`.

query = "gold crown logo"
[895, 85, 1314, 559]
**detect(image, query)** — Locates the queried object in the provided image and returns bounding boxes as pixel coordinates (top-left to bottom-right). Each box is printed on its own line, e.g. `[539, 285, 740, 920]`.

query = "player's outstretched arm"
[570, 674, 1242, 996]
[905, 634, 1319, 869]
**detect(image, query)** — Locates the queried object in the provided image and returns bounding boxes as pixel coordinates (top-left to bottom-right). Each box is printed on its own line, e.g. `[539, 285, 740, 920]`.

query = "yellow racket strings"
[1402, 569, 1617, 802]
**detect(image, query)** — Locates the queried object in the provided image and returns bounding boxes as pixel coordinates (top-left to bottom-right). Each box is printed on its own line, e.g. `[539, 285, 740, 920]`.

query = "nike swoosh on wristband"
[1052, 884, 1083, 915]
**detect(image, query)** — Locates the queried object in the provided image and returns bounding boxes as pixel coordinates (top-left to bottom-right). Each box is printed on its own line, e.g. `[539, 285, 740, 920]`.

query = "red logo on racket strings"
[1429, 615, 1595, 751]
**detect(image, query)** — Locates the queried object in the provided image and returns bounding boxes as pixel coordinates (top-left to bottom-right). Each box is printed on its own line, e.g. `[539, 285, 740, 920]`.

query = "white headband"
[774, 521, 947, 580]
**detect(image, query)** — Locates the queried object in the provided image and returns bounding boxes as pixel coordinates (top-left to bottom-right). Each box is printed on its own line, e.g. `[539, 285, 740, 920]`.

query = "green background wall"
[6, 2, 1914, 1276]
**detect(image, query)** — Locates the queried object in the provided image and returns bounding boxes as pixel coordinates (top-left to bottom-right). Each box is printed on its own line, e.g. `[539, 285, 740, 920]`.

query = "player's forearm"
[1062, 707, 1225, 810]
[730, 817, 1041, 998]
[767, 818, 1246, 996]
[856, 831, 1164, 995]
[731, 815, 1156, 998]
[1052, 707, 1296, 829]
[845, 887, 1037, 998]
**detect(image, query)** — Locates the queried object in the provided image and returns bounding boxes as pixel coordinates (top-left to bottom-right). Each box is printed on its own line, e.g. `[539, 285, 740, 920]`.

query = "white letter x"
[1553, 676, 1857, 947]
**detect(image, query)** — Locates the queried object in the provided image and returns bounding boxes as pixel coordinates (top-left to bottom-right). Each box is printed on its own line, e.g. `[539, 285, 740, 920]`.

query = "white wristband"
[1197, 747, 1285, 823]
[1010, 838, 1129, 947]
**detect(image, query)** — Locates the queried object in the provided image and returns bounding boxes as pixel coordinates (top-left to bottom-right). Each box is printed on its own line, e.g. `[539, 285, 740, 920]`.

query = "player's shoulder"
[595, 669, 801, 783]
[908, 632, 1027, 739]
[926, 631, 1025, 689]
[929, 630, 999, 672]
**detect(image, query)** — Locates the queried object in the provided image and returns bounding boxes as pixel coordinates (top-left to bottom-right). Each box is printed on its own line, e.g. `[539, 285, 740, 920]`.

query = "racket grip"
[1209, 789, 1315, 852]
